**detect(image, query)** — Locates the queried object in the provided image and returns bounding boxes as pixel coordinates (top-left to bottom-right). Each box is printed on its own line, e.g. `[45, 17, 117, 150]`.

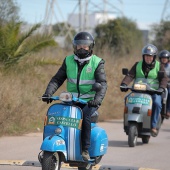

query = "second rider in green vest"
[120, 44, 167, 136]
[42, 32, 107, 161]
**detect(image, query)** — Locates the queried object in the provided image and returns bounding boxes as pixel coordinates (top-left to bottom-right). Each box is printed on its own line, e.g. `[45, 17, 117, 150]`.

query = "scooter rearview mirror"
[122, 68, 128, 75]
[91, 83, 102, 92]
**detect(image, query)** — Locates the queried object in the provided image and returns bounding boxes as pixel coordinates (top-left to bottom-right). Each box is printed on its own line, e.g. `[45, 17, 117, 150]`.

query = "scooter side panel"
[89, 125, 108, 157]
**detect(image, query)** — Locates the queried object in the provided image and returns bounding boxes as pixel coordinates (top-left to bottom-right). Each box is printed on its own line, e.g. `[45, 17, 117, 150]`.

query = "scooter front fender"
[40, 135, 67, 154]
[128, 114, 142, 122]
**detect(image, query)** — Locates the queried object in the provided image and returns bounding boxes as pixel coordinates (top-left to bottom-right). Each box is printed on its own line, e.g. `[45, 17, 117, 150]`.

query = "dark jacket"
[44, 56, 107, 104]
[121, 61, 168, 89]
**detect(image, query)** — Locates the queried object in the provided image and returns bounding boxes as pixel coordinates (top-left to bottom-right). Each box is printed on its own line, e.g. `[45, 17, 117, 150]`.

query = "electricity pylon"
[161, 0, 170, 22]
[43, 0, 73, 40]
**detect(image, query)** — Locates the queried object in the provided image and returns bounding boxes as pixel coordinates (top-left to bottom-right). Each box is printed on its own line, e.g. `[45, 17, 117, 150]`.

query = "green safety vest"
[135, 60, 160, 90]
[65, 54, 102, 101]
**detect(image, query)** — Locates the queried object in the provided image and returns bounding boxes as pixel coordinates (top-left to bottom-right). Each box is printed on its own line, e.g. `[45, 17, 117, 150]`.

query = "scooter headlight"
[134, 84, 147, 90]
[55, 127, 62, 134]
[59, 92, 72, 102]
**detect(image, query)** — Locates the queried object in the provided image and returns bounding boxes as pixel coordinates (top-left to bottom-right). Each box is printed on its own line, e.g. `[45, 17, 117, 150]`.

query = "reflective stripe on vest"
[71, 92, 95, 99]
[65, 54, 101, 101]
[135, 60, 160, 90]
[67, 78, 96, 85]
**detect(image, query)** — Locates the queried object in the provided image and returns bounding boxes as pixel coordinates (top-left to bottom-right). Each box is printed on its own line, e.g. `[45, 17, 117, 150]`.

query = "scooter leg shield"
[127, 114, 142, 122]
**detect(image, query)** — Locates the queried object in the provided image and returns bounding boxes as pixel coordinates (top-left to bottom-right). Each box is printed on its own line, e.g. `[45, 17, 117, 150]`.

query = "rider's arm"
[159, 63, 168, 89]
[44, 58, 67, 95]
[94, 59, 107, 104]
[121, 62, 138, 85]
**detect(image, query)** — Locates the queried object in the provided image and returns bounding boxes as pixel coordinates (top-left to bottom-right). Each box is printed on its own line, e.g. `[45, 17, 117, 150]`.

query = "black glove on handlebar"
[156, 88, 164, 95]
[42, 94, 52, 104]
[120, 83, 128, 92]
[88, 100, 100, 108]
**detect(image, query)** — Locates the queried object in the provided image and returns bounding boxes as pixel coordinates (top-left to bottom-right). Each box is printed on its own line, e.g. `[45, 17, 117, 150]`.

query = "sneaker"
[82, 150, 90, 161]
[151, 128, 158, 137]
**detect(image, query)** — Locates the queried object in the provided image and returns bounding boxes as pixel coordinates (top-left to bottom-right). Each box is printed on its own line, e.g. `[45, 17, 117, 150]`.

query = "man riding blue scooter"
[120, 44, 168, 137]
[42, 31, 107, 161]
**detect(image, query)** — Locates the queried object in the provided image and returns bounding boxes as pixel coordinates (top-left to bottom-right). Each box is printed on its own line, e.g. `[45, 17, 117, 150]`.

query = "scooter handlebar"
[120, 86, 163, 95]
[42, 95, 87, 104]
[72, 96, 87, 104]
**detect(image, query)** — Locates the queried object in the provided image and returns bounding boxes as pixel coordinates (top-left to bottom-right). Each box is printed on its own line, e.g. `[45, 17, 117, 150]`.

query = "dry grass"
[0, 47, 141, 136]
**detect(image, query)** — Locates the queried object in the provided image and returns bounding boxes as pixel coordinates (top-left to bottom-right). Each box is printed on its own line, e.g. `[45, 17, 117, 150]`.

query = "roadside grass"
[0, 47, 141, 136]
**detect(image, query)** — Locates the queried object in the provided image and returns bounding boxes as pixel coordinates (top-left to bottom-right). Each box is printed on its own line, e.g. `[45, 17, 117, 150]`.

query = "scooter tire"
[42, 151, 61, 170]
[142, 135, 150, 144]
[128, 124, 138, 147]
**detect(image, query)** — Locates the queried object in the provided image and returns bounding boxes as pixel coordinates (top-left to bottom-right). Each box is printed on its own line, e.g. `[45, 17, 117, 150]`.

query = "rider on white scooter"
[42, 31, 107, 161]
[159, 50, 170, 118]
[120, 44, 168, 137]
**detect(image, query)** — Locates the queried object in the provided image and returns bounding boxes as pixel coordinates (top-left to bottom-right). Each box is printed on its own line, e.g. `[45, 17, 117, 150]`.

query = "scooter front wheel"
[128, 123, 138, 147]
[42, 151, 61, 170]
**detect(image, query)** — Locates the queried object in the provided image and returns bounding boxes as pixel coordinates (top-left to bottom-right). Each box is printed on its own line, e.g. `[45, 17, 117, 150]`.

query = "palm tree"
[0, 21, 57, 67]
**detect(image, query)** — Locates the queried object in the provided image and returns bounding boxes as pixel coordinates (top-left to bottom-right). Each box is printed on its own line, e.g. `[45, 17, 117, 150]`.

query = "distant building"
[67, 12, 115, 34]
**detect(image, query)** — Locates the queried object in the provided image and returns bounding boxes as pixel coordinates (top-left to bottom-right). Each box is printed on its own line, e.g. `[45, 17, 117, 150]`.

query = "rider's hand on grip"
[88, 100, 100, 107]
[42, 94, 52, 104]
[156, 88, 164, 95]
[120, 83, 128, 92]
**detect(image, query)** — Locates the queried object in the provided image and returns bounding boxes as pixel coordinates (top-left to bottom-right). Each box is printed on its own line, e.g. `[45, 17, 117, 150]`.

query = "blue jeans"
[167, 87, 170, 112]
[151, 94, 162, 128]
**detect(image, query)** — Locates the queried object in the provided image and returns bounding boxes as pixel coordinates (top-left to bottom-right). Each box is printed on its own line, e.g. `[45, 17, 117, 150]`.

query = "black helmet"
[142, 44, 158, 58]
[158, 50, 170, 60]
[73, 32, 95, 59]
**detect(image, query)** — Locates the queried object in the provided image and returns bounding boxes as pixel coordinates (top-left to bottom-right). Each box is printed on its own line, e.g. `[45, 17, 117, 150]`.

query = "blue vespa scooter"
[38, 83, 108, 170]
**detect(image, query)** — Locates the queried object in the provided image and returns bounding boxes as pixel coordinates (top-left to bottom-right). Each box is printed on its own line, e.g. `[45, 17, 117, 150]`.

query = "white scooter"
[121, 68, 165, 147]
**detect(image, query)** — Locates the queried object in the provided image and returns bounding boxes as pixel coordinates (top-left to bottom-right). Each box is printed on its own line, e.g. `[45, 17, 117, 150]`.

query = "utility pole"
[83, 0, 89, 31]
[79, 0, 82, 31]
[161, 0, 170, 22]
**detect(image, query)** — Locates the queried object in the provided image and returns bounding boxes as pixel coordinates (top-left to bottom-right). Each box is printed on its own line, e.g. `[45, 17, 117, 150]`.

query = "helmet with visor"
[73, 32, 95, 59]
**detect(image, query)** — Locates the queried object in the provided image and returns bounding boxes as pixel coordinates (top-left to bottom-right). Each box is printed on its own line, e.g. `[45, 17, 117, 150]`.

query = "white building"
[67, 12, 115, 34]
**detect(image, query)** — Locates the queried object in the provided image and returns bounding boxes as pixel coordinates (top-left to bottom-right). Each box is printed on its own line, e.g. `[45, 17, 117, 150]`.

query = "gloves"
[156, 88, 164, 95]
[42, 94, 52, 104]
[88, 100, 100, 107]
[120, 83, 128, 92]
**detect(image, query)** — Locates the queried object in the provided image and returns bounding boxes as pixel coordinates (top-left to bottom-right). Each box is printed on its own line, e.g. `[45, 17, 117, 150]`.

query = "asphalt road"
[0, 119, 170, 170]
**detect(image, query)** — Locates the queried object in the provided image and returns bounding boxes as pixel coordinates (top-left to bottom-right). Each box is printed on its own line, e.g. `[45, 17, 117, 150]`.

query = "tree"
[52, 22, 76, 48]
[0, 21, 57, 67]
[52, 22, 75, 36]
[0, 0, 20, 25]
[151, 20, 170, 51]
[94, 17, 143, 55]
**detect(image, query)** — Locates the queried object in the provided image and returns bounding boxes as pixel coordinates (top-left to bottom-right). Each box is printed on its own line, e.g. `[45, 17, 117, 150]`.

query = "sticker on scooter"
[47, 116, 82, 129]
[127, 97, 151, 105]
